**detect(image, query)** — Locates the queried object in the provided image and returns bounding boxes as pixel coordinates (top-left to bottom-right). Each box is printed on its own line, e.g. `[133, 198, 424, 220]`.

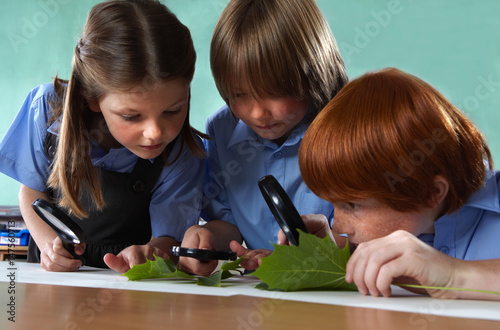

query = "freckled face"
[228, 79, 308, 144]
[90, 79, 190, 159]
[331, 198, 436, 245]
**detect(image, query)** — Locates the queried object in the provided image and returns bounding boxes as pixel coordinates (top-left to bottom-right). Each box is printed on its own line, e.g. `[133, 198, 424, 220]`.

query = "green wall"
[1, 0, 499, 204]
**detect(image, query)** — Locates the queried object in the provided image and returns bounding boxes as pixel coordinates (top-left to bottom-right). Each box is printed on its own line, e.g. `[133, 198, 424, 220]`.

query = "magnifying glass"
[31, 198, 86, 263]
[258, 175, 309, 246]
[170, 246, 236, 262]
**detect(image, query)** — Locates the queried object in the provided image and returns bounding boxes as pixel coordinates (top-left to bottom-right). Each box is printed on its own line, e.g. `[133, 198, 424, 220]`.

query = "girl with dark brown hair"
[0, 0, 206, 272]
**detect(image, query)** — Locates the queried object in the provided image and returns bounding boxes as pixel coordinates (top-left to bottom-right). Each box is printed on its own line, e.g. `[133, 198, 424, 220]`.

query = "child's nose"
[332, 213, 355, 237]
[249, 101, 269, 120]
[144, 120, 162, 140]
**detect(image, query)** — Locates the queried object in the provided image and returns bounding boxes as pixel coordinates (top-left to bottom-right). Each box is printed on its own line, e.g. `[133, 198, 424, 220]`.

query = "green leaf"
[221, 256, 246, 272]
[252, 230, 358, 292]
[122, 259, 159, 281]
[197, 257, 246, 286]
[122, 255, 246, 287]
[221, 256, 245, 278]
[122, 255, 194, 281]
[197, 271, 223, 286]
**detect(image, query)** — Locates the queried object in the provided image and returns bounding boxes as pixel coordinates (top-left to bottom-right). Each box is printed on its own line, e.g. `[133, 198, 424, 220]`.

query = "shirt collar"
[47, 119, 60, 135]
[227, 119, 308, 149]
[226, 105, 313, 149]
[461, 170, 500, 213]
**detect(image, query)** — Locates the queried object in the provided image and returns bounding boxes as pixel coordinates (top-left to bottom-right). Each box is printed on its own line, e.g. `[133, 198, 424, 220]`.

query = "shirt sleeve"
[0, 85, 53, 192]
[200, 117, 236, 225]
[148, 136, 207, 242]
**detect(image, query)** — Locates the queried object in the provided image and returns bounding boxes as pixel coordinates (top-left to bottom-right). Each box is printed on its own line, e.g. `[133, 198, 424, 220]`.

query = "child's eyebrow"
[111, 96, 189, 113]
[165, 98, 189, 109]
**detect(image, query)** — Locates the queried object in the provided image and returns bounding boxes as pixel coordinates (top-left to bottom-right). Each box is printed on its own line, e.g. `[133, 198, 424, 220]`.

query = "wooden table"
[1, 281, 499, 330]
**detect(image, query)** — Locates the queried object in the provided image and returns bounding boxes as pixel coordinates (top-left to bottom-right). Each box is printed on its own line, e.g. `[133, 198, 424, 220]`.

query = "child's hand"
[345, 230, 458, 298]
[177, 225, 218, 277]
[230, 241, 271, 270]
[40, 236, 85, 272]
[104, 244, 169, 273]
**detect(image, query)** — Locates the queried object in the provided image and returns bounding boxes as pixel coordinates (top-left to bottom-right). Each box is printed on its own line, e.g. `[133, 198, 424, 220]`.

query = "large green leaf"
[122, 255, 245, 286]
[252, 230, 358, 291]
[123, 256, 195, 281]
[196, 257, 245, 286]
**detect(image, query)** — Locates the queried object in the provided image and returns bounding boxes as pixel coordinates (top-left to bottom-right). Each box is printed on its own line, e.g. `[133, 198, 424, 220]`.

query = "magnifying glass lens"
[37, 207, 80, 243]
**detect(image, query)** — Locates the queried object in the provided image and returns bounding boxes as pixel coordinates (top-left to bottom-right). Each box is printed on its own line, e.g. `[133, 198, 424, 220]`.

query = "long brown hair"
[47, 0, 205, 218]
[210, 0, 348, 120]
[300, 68, 493, 214]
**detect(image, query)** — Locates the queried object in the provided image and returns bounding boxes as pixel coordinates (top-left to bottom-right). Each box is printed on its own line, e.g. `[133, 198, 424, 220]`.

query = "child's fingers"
[229, 240, 248, 257]
[180, 257, 217, 277]
[41, 239, 82, 272]
[73, 242, 86, 255]
[277, 230, 289, 245]
[52, 236, 76, 259]
[346, 242, 374, 295]
[103, 253, 129, 273]
[40, 256, 81, 272]
[197, 231, 215, 250]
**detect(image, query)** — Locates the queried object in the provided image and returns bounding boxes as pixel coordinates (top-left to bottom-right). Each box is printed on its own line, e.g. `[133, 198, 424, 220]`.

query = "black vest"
[28, 133, 164, 268]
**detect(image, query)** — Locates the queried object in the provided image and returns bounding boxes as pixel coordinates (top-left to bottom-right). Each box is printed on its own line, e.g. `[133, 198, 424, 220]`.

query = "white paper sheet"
[1, 261, 498, 322]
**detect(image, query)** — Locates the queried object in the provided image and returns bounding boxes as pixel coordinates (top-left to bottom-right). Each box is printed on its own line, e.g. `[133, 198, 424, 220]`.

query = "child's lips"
[141, 144, 162, 150]
[256, 123, 278, 130]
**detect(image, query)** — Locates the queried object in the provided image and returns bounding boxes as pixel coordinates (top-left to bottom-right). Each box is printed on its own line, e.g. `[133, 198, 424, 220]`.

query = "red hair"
[300, 68, 493, 214]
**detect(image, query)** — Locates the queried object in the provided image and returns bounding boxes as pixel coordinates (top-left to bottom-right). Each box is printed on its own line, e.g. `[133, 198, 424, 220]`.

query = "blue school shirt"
[418, 170, 500, 260]
[201, 105, 333, 250]
[0, 83, 205, 242]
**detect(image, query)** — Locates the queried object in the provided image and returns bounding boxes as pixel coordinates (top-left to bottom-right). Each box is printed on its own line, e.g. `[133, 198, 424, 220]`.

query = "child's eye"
[164, 108, 182, 116]
[346, 202, 359, 210]
[121, 115, 139, 121]
[232, 92, 247, 99]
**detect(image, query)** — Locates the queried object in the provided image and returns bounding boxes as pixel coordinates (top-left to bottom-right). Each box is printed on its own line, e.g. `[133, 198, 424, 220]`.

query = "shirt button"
[274, 152, 282, 159]
[439, 246, 450, 254]
[48, 145, 56, 159]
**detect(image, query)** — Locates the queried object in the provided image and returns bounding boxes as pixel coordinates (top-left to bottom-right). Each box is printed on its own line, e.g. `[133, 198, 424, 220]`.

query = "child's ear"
[87, 99, 101, 113]
[429, 175, 449, 208]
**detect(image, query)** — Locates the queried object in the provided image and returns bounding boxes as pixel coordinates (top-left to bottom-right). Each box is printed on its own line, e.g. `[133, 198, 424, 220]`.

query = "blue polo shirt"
[201, 105, 333, 250]
[418, 170, 500, 260]
[0, 83, 206, 241]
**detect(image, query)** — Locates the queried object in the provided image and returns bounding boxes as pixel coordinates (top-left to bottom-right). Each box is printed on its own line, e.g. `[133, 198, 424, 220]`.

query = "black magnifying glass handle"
[170, 246, 237, 263]
[61, 240, 85, 264]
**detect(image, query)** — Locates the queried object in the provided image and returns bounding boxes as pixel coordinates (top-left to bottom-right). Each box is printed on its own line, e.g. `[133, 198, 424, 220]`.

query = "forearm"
[18, 184, 57, 250]
[452, 258, 500, 301]
[203, 220, 242, 251]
